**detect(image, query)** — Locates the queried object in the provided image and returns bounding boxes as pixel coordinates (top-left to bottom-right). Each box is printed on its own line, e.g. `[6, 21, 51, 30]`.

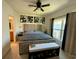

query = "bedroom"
[2, 0, 76, 59]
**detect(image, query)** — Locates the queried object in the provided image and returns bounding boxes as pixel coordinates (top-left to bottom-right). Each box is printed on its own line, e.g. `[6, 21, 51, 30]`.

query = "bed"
[18, 31, 56, 55]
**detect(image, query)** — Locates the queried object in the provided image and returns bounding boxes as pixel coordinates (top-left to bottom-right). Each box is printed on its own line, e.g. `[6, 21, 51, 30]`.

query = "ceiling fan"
[28, 0, 50, 12]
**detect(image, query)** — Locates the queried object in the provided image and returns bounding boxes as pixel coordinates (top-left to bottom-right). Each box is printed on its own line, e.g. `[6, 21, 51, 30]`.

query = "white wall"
[2, 0, 20, 57]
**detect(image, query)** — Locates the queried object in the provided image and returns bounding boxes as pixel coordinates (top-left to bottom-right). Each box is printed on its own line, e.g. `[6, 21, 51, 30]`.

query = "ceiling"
[5, 0, 76, 15]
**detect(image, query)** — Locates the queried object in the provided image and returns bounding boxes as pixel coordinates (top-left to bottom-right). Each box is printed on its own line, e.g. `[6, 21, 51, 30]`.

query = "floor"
[3, 42, 75, 59]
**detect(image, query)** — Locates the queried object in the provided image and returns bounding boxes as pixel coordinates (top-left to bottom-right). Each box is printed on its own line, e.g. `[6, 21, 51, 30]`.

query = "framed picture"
[20, 15, 26, 23]
[27, 16, 33, 23]
[34, 17, 39, 23]
[40, 17, 45, 24]
[20, 15, 45, 24]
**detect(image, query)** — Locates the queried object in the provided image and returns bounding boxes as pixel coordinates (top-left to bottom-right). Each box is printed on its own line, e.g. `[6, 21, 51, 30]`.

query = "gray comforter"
[19, 31, 53, 41]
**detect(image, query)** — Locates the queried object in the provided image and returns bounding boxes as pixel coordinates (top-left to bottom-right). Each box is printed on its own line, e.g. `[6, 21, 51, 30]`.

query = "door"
[9, 16, 15, 42]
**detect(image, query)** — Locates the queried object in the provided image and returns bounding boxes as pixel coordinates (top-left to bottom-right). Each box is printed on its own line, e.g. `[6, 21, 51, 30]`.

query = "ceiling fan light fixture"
[28, 0, 50, 12]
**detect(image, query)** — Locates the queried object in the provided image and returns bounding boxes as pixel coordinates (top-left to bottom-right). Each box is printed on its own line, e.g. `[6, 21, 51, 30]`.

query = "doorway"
[9, 16, 15, 42]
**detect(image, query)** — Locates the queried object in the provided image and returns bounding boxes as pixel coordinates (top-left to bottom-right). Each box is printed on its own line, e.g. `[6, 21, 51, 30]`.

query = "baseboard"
[2, 42, 11, 59]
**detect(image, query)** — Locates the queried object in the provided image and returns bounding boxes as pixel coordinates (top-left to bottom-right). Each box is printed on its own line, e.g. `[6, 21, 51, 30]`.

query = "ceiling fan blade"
[28, 5, 36, 7]
[40, 8, 44, 12]
[41, 4, 50, 7]
[30, 1, 36, 4]
[33, 8, 38, 11]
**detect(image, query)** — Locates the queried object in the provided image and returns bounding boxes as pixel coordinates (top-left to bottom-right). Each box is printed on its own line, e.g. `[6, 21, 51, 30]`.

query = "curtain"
[61, 14, 69, 50]
[62, 12, 76, 56]
[50, 18, 54, 36]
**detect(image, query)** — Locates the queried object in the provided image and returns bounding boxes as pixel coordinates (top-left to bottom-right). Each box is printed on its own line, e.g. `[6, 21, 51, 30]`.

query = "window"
[53, 16, 66, 41]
